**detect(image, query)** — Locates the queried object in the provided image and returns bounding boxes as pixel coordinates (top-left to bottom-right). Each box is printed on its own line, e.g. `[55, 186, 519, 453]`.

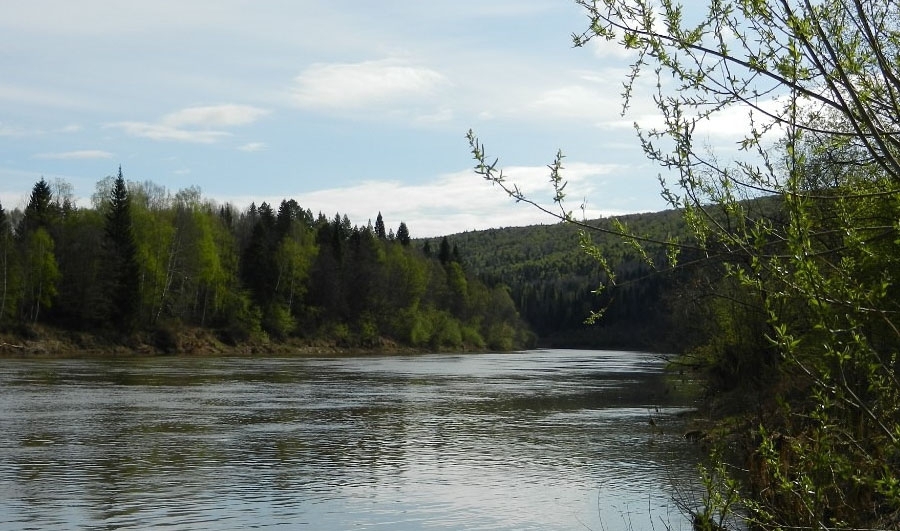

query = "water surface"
[0, 349, 701, 529]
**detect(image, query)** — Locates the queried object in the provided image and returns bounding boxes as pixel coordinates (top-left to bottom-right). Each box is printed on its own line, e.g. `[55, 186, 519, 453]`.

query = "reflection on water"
[0, 349, 701, 530]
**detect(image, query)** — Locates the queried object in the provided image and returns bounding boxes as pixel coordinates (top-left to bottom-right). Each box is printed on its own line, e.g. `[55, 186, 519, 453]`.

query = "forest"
[0, 170, 533, 353]
[439, 208, 691, 350]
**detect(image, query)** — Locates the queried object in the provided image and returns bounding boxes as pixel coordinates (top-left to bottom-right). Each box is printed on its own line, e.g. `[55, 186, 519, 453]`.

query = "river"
[0, 349, 703, 530]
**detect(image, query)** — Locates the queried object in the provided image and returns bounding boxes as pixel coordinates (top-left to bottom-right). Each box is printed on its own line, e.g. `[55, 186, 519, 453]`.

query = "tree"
[241, 202, 278, 305]
[0, 201, 7, 323]
[0, 201, 20, 326]
[104, 167, 141, 330]
[471, 1, 900, 528]
[396, 221, 411, 246]
[20, 228, 59, 324]
[438, 237, 452, 264]
[19, 178, 55, 236]
[51, 208, 107, 328]
[274, 226, 316, 315]
[374, 211, 386, 240]
[16, 179, 62, 325]
[129, 181, 176, 325]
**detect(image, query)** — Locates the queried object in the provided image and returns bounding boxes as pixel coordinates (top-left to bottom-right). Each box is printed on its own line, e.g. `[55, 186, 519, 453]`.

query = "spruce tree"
[396, 221, 410, 246]
[20, 178, 55, 236]
[105, 167, 141, 330]
[374, 212, 386, 240]
[438, 237, 451, 264]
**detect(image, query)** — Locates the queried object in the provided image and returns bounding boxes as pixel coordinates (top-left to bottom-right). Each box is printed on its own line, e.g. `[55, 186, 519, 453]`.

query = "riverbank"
[0, 325, 431, 358]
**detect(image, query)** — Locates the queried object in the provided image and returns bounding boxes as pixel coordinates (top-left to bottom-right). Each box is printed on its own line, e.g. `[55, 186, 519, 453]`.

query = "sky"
[0, 1, 721, 237]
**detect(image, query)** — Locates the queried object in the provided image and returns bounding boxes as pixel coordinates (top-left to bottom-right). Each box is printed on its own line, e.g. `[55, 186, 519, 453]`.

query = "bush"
[218, 291, 263, 344]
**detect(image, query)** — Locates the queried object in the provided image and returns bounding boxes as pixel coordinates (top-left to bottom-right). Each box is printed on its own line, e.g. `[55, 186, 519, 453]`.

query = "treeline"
[440, 209, 691, 350]
[0, 170, 533, 351]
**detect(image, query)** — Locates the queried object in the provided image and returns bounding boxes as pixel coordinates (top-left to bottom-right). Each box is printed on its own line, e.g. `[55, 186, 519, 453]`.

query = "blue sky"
[0, 1, 710, 237]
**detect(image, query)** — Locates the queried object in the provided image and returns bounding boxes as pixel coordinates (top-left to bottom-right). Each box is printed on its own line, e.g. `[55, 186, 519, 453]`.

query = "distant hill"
[417, 208, 694, 351]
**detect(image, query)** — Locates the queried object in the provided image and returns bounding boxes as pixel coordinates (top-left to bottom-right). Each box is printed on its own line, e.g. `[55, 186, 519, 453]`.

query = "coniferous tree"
[438, 237, 452, 264]
[20, 178, 55, 236]
[374, 212, 386, 240]
[105, 167, 141, 330]
[396, 221, 410, 246]
[240, 202, 278, 306]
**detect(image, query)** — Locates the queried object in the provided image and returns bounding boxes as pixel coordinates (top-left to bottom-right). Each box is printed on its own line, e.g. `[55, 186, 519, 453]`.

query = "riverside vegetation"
[469, 0, 900, 529]
[0, 170, 534, 355]
[0, 168, 714, 357]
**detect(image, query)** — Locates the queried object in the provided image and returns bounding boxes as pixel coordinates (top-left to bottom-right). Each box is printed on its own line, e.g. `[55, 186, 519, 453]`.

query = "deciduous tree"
[471, 1, 900, 527]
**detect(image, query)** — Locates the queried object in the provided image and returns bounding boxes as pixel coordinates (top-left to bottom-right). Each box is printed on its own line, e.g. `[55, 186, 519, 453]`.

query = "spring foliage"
[473, 0, 900, 528]
[0, 174, 532, 352]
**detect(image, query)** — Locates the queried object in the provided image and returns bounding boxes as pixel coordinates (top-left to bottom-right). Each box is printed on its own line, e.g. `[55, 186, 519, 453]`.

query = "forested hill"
[419, 208, 694, 351]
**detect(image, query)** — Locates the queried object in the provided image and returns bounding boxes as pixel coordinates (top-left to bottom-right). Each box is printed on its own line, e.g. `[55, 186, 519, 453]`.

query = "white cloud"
[162, 104, 269, 128]
[589, 35, 640, 60]
[238, 142, 267, 152]
[108, 121, 230, 144]
[35, 150, 113, 160]
[521, 69, 646, 124]
[604, 95, 788, 150]
[530, 85, 614, 121]
[292, 58, 447, 110]
[107, 104, 268, 144]
[223, 161, 625, 237]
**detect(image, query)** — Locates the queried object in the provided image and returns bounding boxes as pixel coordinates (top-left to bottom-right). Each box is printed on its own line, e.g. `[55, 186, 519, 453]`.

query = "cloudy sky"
[1, 1, 702, 237]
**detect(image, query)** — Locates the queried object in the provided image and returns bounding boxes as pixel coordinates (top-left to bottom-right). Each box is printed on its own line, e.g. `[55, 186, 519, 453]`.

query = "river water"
[0, 349, 703, 530]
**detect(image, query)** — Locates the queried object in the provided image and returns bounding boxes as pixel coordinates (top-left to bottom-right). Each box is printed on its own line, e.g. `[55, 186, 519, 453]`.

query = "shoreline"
[0, 326, 436, 359]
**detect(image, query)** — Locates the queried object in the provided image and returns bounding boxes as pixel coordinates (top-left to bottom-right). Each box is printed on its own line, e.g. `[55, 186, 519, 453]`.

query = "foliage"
[0, 201, 21, 327]
[20, 228, 59, 324]
[428, 209, 692, 350]
[472, 0, 900, 528]
[1, 175, 531, 352]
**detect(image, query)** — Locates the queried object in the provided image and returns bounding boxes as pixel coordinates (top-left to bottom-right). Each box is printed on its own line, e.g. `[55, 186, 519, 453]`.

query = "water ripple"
[0, 350, 701, 530]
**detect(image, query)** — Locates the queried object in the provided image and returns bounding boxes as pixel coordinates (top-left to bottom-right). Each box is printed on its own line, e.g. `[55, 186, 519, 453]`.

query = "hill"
[418, 208, 694, 351]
